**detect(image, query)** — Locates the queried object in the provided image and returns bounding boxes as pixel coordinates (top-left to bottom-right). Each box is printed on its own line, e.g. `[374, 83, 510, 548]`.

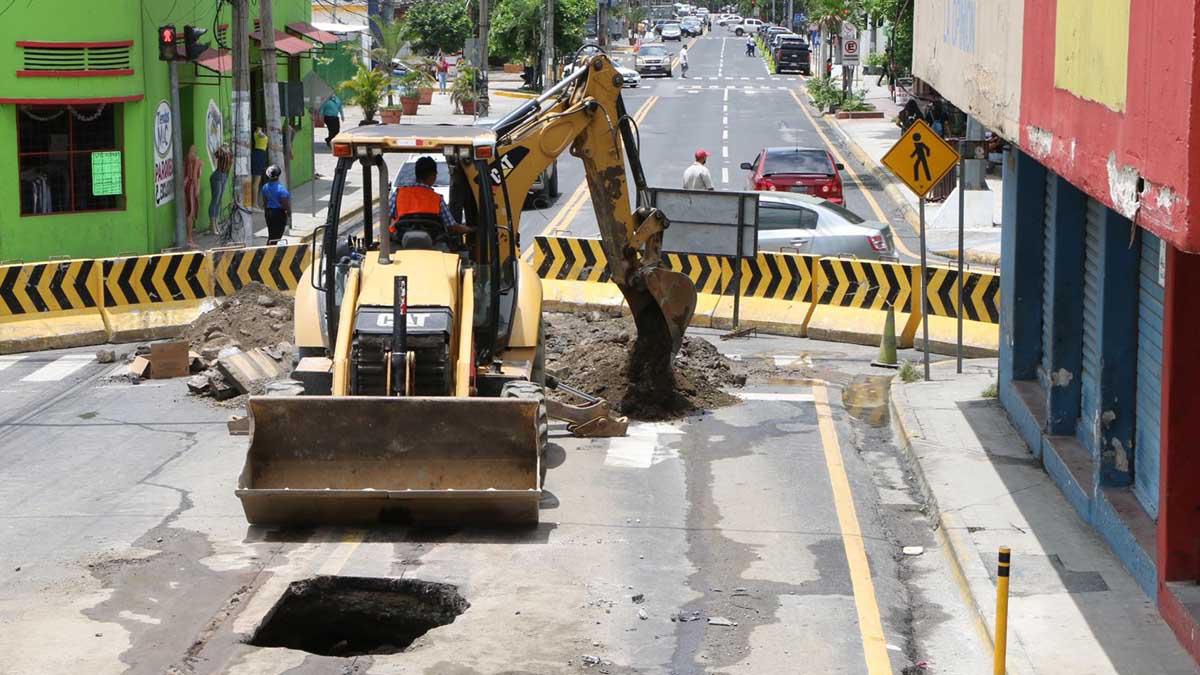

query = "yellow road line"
[790, 90, 920, 260]
[317, 528, 367, 575]
[520, 94, 661, 261]
[812, 383, 894, 675]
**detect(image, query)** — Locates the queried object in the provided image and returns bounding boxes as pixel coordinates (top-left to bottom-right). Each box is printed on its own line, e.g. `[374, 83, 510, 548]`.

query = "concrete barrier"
[100, 251, 216, 342]
[0, 259, 107, 353]
[807, 257, 923, 347]
[914, 266, 1000, 357]
[212, 243, 311, 296]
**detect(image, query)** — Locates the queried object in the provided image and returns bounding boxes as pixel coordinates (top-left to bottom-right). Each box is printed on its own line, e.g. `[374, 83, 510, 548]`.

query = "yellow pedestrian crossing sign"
[881, 119, 960, 198]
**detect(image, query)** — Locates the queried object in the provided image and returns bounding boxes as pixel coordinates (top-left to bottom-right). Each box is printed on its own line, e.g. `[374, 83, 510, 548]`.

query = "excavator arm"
[464, 54, 697, 365]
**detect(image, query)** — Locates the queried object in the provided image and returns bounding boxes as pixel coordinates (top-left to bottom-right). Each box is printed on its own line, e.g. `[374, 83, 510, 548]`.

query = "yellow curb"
[933, 248, 1002, 267]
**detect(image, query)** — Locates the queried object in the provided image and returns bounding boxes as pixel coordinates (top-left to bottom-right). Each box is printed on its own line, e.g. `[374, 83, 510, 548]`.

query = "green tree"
[491, 0, 593, 64]
[400, 0, 474, 55]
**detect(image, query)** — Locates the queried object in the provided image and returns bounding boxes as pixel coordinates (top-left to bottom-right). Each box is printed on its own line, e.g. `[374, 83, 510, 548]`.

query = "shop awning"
[250, 29, 313, 56]
[286, 22, 341, 45]
[195, 48, 233, 74]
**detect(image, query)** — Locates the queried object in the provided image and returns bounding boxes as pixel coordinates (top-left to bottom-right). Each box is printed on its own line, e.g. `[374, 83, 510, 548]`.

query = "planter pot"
[401, 97, 420, 115]
[379, 108, 403, 124]
[503, 63, 524, 74]
[460, 99, 476, 116]
[313, 111, 326, 128]
[418, 87, 434, 105]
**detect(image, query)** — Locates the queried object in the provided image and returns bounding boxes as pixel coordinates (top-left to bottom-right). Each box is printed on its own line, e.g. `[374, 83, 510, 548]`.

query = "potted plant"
[397, 70, 423, 116]
[339, 62, 390, 123]
[451, 65, 479, 115]
[412, 57, 438, 104]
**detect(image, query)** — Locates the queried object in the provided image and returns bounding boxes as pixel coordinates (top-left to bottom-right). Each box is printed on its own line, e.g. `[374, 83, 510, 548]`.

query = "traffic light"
[157, 25, 177, 61]
[183, 25, 208, 61]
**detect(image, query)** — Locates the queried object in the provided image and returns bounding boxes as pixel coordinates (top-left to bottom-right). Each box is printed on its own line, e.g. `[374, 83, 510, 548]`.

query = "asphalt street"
[0, 33, 987, 675]
[517, 33, 924, 263]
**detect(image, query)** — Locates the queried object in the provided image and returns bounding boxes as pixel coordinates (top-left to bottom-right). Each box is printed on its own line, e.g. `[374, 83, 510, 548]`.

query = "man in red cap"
[682, 148, 715, 191]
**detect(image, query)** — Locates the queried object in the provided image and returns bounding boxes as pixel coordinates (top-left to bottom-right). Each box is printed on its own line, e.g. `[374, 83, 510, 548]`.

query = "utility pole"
[543, 0, 555, 88]
[478, 0, 491, 115]
[168, 58, 186, 248]
[786, 0, 793, 30]
[259, 0, 287, 232]
[598, 0, 609, 47]
[232, 0, 254, 245]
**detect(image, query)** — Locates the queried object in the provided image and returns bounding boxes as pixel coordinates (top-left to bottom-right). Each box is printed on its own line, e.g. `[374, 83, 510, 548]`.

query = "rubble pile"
[177, 282, 297, 402]
[544, 311, 742, 420]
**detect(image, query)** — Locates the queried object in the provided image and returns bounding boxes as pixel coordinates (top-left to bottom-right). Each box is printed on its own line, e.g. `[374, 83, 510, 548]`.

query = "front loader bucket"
[236, 396, 543, 526]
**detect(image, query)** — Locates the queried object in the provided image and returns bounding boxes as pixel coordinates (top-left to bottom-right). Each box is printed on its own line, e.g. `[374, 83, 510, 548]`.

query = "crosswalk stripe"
[0, 355, 26, 372]
[21, 354, 93, 382]
[736, 392, 815, 401]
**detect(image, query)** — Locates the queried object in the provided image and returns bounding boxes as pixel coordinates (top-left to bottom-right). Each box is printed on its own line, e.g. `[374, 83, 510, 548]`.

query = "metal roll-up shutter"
[1079, 198, 1104, 454]
[1134, 231, 1164, 519]
[1041, 172, 1056, 381]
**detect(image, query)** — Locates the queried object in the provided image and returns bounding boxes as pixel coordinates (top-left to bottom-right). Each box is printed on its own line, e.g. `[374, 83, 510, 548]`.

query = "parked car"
[717, 14, 741, 26]
[769, 31, 798, 50]
[635, 44, 673, 77]
[734, 18, 764, 35]
[661, 22, 683, 41]
[653, 19, 669, 34]
[742, 147, 846, 205]
[764, 26, 791, 43]
[755, 192, 895, 258]
[774, 39, 811, 74]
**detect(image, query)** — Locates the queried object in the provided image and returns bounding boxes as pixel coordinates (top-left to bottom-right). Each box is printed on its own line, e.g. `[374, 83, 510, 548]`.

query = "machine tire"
[548, 162, 560, 198]
[531, 322, 546, 385]
[501, 380, 549, 487]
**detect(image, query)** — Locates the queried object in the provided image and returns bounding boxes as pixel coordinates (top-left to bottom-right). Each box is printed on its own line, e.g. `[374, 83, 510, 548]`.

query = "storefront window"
[17, 104, 124, 216]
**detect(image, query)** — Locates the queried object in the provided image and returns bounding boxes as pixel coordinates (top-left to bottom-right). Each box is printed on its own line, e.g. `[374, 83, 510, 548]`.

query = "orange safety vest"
[389, 185, 444, 234]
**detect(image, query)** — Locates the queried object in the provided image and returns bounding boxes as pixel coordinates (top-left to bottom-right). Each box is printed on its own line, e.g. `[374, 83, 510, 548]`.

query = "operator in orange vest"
[389, 156, 475, 240]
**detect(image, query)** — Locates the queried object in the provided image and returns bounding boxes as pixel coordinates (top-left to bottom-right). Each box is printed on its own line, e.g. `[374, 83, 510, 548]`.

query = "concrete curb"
[932, 247, 1002, 267]
[889, 378, 1036, 675]
[825, 115, 923, 234]
[493, 89, 539, 100]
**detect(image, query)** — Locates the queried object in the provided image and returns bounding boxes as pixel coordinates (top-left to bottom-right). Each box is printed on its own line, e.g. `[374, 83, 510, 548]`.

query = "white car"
[393, 154, 451, 202]
[717, 14, 742, 26]
[733, 18, 764, 35]
[616, 65, 641, 87]
[756, 193, 896, 258]
[661, 22, 683, 41]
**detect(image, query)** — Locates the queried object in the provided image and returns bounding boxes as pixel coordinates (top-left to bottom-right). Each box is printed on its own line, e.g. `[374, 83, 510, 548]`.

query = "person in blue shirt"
[259, 165, 291, 244]
[320, 94, 344, 146]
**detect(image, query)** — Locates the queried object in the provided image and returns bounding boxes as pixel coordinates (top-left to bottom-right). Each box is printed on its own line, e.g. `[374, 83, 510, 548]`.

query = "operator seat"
[391, 213, 451, 251]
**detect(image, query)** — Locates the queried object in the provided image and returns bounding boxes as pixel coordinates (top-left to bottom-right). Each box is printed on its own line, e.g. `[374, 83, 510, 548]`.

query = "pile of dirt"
[544, 311, 742, 420]
[180, 282, 294, 357]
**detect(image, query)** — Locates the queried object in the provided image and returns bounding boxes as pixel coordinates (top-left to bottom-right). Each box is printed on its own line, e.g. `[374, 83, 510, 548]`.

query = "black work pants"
[265, 208, 288, 244]
[324, 116, 341, 144]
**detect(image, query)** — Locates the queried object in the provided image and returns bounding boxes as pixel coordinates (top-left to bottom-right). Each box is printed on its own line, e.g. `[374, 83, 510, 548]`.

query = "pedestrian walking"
[436, 53, 450, 93]
[745, 35, 755, 56]
[679, 45, 689, 78]
[320, 94, 345, 146]
[250, 126, 268, 209]
[682, 149, 714, 191]
[260, 165, 291, 244]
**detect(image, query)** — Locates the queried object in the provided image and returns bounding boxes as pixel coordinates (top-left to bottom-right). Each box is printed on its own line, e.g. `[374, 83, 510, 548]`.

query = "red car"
[741, 147, 845, 204]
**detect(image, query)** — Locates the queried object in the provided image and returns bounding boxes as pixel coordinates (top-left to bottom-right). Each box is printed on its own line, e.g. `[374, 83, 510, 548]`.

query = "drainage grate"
[248, 576, 469, 656]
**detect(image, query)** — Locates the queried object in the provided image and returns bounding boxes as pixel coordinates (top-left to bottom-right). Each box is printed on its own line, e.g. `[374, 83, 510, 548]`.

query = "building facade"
[914, 0, 1200, 663]
[0, 0, 324, 262]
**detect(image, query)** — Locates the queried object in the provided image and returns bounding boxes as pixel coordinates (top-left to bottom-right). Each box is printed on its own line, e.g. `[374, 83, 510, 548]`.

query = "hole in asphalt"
[247, 575, 468, 657]
[842, 374, 892, 427]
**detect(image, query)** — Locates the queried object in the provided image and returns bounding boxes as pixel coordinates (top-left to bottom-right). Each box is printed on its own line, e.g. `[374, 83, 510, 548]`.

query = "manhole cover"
[248, 575, 469, 656]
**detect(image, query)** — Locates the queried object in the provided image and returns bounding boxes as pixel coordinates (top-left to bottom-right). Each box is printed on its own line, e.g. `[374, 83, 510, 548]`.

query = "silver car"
[755, 192, 896, 259]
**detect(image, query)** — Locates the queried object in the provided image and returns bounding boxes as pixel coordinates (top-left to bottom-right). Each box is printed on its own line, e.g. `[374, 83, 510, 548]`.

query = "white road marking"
[721, 167, 729, 184]
[0, 355, 26, 372]
[757, 76, 765, 80]
[723, 88, 729, 102]
[722, 129, 728, 140]
[708, 85, 718, 89]
[722, 146, 728, 158]
[722, 115, 728, 125]
[605, 422, 683, 469]
[740, 76, 749, 80]
[21, 354, 92, 382]
[736, 392, 816, 402]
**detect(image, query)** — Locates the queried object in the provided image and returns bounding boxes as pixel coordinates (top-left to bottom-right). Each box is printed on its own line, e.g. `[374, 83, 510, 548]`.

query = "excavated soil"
[179, 282, 294, 354]
[544, 311, 742, 420]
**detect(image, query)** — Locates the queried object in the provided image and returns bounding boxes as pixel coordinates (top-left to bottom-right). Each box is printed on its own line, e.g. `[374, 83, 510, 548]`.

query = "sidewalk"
[890, 359, 1197, 674]
[194, 76, 526, 250]
[824, 75, 1003, 264]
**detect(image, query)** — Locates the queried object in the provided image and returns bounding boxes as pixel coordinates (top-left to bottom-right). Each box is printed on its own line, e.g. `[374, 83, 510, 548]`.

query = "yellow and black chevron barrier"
[533, 236, 611, 283]
[917, 266, 1001, 357]
[738, 252, 815, 302]
[100, 251, 215, 342]
[663, 251, 731, 296]
[0, 259, 107, 353]
[212, 243, 311, 296]
[808, 257, 923, 347]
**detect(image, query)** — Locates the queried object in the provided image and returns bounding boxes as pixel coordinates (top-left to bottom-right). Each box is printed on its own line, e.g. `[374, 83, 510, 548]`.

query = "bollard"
[994, 546, 1011, 675]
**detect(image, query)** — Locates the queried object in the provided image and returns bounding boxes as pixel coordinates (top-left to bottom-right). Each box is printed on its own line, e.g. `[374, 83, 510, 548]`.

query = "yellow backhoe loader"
[236, 51, 697, 526]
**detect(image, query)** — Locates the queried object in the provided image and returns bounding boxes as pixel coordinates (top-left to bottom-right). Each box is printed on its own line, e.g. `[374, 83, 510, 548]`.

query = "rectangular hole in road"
[247, 576, 469, 657]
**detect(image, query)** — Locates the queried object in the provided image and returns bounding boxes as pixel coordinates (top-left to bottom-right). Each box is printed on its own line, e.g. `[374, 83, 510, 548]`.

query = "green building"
[0, 0, 330, 262]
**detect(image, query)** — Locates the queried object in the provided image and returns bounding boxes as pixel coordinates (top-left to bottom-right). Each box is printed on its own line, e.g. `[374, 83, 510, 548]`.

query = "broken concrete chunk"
[95, 349, 116, 364]
[129, 356, 151, 378]
[267, 307, 289, 320]
[902, 546, 924, 556]
[186, 375, 211, 394]
[637, 608, 648, 620]
[707, 617, 736, 627]
[149, 341, 190, 379]
[256, 294, 277, 307]
[581, 655, 602, 666]
[631, 593, 644, 604]
[227, 415, 250, 436]
[264, 379, 305, 397]
[218, 348, 290, 394]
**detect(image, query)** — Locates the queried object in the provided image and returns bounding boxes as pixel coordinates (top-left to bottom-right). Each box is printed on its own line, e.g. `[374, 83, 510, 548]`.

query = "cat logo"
[489, 146, 530, 185]
[376, 313, 428, 328]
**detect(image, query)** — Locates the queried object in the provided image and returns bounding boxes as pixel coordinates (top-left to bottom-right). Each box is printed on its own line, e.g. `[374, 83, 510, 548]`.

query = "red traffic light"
[158, 24, 177, 61]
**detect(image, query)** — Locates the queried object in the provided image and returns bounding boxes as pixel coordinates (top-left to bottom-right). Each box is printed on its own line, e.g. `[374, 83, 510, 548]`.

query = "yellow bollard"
[993, 546, 1011, 675]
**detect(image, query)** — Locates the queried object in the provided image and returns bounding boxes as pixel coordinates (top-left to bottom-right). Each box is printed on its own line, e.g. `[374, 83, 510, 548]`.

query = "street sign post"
[881, 120, 961, 381]
[841, 38, 860, 67]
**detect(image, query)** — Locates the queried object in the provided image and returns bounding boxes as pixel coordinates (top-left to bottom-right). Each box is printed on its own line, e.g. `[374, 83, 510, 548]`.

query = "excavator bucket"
[641, 266, 698, 354]
[236, 396, 543, 526]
